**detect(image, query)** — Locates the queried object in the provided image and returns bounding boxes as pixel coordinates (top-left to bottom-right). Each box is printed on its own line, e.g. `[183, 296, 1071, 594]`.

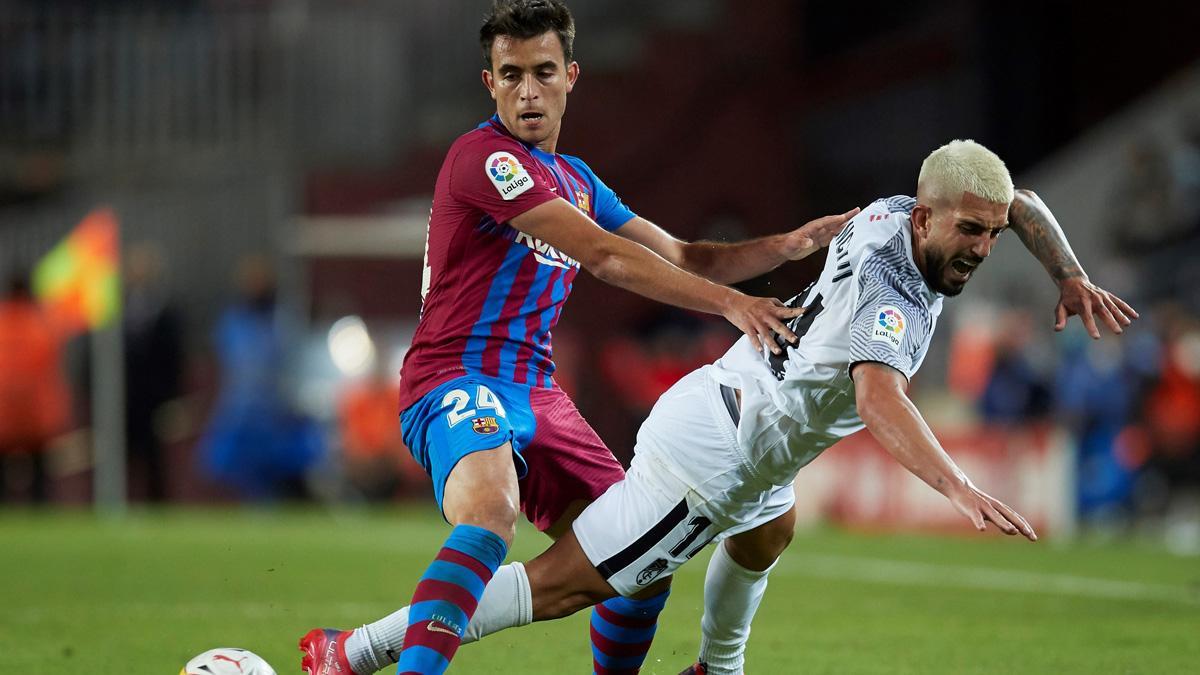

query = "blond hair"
[917, 139, 1014, 205]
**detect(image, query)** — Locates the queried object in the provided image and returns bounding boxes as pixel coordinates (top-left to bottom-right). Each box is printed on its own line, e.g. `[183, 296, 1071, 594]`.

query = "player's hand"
[780, 208, 861, 261]
[723, 292, 803, 356]
[1054, 277, 1139, 339]
[946, 480, 1038, 541]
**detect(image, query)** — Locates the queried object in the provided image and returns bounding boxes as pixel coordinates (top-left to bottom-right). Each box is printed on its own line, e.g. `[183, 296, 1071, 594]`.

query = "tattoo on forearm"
[1009, 192, 1084, 282]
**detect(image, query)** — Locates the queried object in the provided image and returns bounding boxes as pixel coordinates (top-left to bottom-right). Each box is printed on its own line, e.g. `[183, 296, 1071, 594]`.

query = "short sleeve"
[588, 169, 636, 232]
[560, 155, 636, 232]
[448, 137, 558, 225]
[848, 271, 926, 379]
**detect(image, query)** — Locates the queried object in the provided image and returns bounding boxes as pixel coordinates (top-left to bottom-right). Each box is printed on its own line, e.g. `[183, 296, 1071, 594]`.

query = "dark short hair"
[480, 0, 575, 70]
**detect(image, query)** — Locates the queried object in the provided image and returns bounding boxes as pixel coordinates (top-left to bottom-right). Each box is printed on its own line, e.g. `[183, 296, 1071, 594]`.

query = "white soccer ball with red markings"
[180, 648, 277, 675]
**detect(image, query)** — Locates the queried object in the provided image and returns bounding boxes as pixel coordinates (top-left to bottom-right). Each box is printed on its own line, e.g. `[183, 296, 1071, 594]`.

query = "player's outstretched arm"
[616, 208, 860, 285]
[510, 199, 802, 354]
[1008, 189, 1138, 339]
[851, 361, 1038, 541]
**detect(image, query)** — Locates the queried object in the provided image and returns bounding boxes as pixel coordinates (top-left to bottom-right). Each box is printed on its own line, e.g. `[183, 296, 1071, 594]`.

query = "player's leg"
[303, 377, 527, 675]
[333, 445, 702, 671]
[522, 385, 677, 674]
[690, 495, 796, 675]
[394, 443, 518, 675]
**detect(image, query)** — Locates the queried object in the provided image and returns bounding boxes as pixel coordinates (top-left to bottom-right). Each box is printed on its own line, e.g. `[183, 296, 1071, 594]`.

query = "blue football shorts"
[400, 374, 536, 514]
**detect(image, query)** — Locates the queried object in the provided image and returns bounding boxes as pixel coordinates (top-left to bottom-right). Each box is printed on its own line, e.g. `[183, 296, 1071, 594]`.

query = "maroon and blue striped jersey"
[399, 116, 636, 410]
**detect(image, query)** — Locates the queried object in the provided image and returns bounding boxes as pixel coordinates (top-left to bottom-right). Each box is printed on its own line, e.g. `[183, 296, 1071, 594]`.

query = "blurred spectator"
[1055, 333, 1151, 522]
[336, 366, 428, 501]
[1108, 133, 1200, 307]
[198, 255, 322, 501]
[1141, 306, 1200, 498]
[1109, 140, 1175, 256]
[123, 242, 184, 502]
[979, 310, 1052, 425]
[599, 308, 730, 416]
[947, 302, 998, 401]
[0, 271, 70, 503]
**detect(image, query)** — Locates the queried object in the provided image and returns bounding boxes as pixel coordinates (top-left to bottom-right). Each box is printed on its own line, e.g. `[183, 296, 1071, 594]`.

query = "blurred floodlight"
[328, 315, 375, 377]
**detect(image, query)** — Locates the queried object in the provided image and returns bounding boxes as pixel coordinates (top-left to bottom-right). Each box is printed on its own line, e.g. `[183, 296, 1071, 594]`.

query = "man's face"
[912, 191, 1010, 296]
[482, 31, 578, 150]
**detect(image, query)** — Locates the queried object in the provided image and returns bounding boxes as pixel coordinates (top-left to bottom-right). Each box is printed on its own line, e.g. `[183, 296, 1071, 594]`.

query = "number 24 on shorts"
[442, 385, 507, 427]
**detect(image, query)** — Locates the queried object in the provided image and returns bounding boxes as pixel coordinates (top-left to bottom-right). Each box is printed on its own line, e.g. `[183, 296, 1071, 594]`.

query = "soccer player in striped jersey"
[300, 1, 856, 674]
[339, 140, 1137, 675]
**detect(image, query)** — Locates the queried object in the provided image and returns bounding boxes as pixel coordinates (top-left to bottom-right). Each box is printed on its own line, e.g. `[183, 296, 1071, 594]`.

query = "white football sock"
[697, 541, 776, 675]
[462, 560, 532, 642]
[345, 606, 407, 674]
[343, 562, 532, 674]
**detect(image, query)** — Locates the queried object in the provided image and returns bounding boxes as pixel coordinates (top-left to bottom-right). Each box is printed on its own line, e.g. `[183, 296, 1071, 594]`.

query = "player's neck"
[496, 115, 560, 154]
[910, 228, 935, 291]
[532, 130, 560, 155]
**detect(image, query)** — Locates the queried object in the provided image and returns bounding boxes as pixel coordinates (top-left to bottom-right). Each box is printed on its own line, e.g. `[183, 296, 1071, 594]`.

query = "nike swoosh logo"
[427, 622, 458, 636]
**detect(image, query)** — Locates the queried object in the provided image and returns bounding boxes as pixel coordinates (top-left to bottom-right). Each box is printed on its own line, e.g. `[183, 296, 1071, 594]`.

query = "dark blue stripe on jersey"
[832, 270, 853, 283]
[498, 259, 555, 381]
[769, 292, 824, 380]
[835, 222, 855, 248]
[463, 238, 527, 373]
[596, 500, 689, 579]
[529, 266, 568, 387]
[555, 163, 586, 207]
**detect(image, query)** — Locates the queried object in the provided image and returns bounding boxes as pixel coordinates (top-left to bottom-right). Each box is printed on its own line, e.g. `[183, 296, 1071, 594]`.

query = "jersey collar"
[483, 115, 558, 162]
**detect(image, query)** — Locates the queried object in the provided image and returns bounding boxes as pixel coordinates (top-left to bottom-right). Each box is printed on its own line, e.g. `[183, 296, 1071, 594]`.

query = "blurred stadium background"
[1, 0, 1199, 672]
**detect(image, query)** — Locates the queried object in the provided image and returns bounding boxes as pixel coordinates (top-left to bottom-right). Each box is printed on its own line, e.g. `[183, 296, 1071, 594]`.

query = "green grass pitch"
[2, 507, 1197, 674]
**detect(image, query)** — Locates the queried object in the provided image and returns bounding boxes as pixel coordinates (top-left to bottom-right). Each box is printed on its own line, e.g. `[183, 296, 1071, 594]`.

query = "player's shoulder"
[856, 195, 915, 222]
[448, 122, 534, 163]
[840, 195, 913, 254]
[556, 152, 600, 181]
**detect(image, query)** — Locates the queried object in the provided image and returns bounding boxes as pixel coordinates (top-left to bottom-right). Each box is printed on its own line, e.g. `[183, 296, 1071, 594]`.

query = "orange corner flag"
[33, 207, 121, 334]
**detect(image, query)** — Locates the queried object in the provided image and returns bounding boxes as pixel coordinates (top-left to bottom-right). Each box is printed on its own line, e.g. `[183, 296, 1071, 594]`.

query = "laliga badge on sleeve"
[486, 151, 535, 201]
[872, 305, 907, 349]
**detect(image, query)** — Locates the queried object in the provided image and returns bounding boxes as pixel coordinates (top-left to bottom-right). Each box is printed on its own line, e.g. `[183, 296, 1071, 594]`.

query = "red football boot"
[300, 628, 356, 675]
[678, 663, 708, 675]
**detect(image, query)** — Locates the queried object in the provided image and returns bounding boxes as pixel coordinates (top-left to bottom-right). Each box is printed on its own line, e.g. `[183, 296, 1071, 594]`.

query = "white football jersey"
[705, 195, 944, 492]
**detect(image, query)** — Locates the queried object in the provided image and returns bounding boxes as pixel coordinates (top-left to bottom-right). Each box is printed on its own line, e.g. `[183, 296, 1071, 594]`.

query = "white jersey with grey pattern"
[698, 195, 944, 493]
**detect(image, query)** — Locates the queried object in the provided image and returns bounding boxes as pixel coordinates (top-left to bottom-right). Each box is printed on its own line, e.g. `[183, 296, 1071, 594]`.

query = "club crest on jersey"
[636, 558, 669, 585]
[486, 151, 534, 201]
[872, 306, 906, 349]
[514, 231, 579, 270]
[574, 189, 591, 214]
[472, 416, 500, 435]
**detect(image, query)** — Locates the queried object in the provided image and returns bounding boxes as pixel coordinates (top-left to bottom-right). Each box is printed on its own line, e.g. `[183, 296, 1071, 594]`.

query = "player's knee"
[727, 509, 796, 570]
[449, 493, 519, 545]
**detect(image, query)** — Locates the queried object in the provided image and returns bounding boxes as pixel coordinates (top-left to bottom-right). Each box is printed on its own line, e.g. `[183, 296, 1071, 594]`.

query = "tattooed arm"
[1008, 188, 1138, 338]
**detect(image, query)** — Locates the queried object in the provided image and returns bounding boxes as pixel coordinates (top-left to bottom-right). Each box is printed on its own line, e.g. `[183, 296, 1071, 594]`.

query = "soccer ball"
[180, 648, 277, 675]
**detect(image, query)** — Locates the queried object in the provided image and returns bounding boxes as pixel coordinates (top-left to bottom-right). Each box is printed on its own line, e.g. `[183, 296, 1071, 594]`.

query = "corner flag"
[32, 207, 120, 334]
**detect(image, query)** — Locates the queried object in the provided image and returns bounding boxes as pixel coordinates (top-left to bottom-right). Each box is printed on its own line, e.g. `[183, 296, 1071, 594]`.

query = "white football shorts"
[572, 368, 795, 596]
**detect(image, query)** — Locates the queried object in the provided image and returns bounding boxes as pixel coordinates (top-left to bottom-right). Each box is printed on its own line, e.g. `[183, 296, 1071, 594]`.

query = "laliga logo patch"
[472, 416, 500, 435]
[486, 151, 534, 201]
[872, 306, 906, 349]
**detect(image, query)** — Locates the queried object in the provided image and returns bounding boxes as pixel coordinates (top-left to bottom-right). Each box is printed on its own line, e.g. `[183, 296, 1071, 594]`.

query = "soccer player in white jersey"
[353, 140, 1138, 674]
